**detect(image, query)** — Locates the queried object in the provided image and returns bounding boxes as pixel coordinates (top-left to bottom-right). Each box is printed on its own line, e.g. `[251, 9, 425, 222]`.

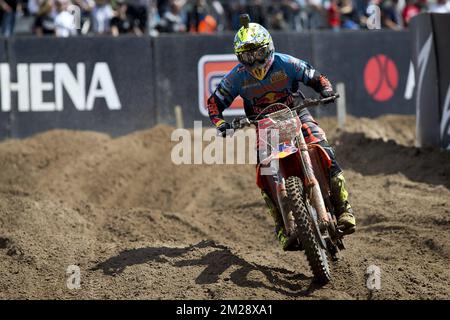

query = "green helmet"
[233, 16, 275, 80]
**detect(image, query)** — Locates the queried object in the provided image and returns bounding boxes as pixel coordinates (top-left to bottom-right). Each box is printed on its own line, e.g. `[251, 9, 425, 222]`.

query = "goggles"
[237, 45, 271, 66]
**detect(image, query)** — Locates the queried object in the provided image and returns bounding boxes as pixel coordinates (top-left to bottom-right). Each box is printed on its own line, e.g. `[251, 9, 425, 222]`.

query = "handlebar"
[231, 94, 340, 130]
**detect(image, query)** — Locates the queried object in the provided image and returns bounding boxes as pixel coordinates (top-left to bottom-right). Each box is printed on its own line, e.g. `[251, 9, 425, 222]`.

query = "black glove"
[217, 122, 233, 137]
[320, 89, 336, 104]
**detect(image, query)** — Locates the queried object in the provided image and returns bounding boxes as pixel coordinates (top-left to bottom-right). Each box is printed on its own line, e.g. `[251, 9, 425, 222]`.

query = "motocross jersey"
[207, 53, 332, 144]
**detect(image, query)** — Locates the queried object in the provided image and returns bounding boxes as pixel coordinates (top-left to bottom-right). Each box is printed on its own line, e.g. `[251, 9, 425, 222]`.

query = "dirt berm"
[0, 115, 449, 299]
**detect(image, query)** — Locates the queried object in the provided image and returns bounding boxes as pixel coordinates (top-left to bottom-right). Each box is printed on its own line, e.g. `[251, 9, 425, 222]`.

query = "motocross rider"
[206, 17, 356, 250]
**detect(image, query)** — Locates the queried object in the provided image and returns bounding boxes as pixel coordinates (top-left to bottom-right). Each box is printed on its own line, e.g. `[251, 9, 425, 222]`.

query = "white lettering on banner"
[416, 35, 433, 121]
[440, 85, 450, 150]
[0, 62, 122, 112]
[404, 61, 415, 100]
[30, 63, 55, 111]
[86, 63, 121, 111]
[55, 63, 85, 111]
[1, 63, 29, 112]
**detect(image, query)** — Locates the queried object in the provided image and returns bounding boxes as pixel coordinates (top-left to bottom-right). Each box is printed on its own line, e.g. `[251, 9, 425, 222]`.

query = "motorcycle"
[231, 94, 345, 284]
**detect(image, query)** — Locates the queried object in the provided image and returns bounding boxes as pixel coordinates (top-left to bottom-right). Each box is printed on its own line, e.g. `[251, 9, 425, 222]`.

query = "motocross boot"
[330, 172, 356, 234]
[261, 190, 300, 251]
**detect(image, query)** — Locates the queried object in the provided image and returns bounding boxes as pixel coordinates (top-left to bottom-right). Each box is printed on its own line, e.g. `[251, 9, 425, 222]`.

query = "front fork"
[270, 161, 296, 236]
[295, 129, 331, 226]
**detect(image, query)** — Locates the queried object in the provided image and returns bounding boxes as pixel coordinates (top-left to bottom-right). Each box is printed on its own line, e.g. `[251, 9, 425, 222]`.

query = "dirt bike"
[231, 94, 345, 284]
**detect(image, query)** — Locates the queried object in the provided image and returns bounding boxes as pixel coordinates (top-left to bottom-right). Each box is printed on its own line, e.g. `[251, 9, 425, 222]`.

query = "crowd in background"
[0, 0, 448, 37]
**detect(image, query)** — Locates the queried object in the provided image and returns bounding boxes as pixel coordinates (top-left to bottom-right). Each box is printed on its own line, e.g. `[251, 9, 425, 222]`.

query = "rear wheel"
[285, 176, 332, 284]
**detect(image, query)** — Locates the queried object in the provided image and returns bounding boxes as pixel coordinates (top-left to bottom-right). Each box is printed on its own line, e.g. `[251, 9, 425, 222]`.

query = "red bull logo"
[253, 91, 289, 106]
[198, 54, 245, 117]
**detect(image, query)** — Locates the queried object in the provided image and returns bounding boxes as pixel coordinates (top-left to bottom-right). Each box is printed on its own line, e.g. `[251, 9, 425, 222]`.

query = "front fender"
[256, 150, 304, 190]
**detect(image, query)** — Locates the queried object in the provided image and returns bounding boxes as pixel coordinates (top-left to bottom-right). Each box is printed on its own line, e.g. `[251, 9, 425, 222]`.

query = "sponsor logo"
[198, 54, 245, 117]
[270, 70, 287, 83]
[253, 91, 289, 107]
[364, 54, 399, 102]
[0, 62, 121, 112]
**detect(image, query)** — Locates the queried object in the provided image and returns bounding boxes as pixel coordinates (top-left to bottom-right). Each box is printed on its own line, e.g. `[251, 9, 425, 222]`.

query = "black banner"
[432, 14, 450, 149]
[5, 36, 156, 138]
[410, 13, 450, 149]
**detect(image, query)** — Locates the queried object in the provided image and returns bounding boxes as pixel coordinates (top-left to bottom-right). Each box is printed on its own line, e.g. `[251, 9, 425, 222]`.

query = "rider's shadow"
[92, 240, 317, 297]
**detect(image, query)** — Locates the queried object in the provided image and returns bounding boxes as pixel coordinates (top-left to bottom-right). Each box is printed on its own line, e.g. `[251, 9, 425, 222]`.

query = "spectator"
[269, 7, 290, 30]
[91, 0, 113, 34]
[73, 0, 95, 34]
[416, 0, 429, 11]
[307, 0, 328, 29]
[210, 0, 226, 31]
[157, 0, 170, 16]
[54, 0, 77, 37]
[246, 0, 267, 27]
[0, 0, 20, 36]
[73, 0, 95, 12]
[292, 0, 310, 31]
[148, 0, 161, 35]
[187, 0, 219, 33]
[28, 0, 40, 15]
[380, 0, 402, 29]
[225, 0, 245, 30]
[197, 14, 217, 33]
[33, 0, 55, 36]
[127, 0, 149, 33]
[156, 0, 187, 32]
[280, 0, 302, 30]
[429, 0, 450, 13]
[110, 0, 142, 36]
[402, 0, 420, 27]
[298, 0, 311, 30]
[328, 0, 341, 30]
[340, 0, 361, 29]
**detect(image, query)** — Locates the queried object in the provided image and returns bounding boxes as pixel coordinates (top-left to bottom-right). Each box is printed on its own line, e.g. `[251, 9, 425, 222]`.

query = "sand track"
[0, 115, 449, 299]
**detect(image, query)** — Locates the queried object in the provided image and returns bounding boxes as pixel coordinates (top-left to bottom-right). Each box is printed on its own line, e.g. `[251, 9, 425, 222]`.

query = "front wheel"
[285, 176, 332, 284]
